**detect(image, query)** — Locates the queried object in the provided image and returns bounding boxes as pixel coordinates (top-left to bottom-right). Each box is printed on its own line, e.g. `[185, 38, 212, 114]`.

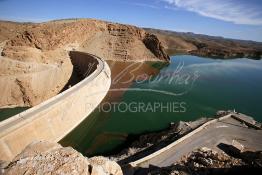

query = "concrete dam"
[0, 51, 111, 161]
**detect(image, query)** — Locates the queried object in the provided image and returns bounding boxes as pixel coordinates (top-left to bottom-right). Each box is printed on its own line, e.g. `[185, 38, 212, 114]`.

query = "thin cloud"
[121, 1, 159, 9]
[162, 0, 262, 25]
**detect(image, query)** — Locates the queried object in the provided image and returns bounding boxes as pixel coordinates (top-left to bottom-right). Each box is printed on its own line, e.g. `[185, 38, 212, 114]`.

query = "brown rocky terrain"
[0, 19, 170, 62]
[137, 147, 262, 175]
[0, 141, 123, 175]
[145, 28, 262, 59]
[0, 19, 169, 108]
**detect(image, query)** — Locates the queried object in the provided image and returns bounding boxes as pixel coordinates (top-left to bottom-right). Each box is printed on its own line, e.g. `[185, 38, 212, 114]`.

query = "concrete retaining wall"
[0, 52, 111, 161]
[129, 114, 232, 168]
[128, 113, 261, 170]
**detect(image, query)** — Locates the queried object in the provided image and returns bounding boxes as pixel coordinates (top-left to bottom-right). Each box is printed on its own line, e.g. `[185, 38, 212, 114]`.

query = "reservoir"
[0, 107, 28, 121]
[60, 55, 262, 156]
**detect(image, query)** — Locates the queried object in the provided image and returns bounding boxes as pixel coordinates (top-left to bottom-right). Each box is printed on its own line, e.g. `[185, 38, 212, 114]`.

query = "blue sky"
[0, 0, 262, 42]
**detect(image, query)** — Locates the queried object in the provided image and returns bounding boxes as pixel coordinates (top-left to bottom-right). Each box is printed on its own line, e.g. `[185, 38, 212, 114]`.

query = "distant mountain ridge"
[144, 28, 262, 59]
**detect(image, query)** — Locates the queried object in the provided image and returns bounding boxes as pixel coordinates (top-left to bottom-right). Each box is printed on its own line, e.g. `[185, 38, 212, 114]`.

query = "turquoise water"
[60, 55, 262, 156]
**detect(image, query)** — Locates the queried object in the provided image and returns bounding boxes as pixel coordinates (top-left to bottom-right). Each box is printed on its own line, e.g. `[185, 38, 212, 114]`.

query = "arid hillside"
[1, 19, 170, 62]
[145, 28, 262, 59]
[0, 19, 169, 108]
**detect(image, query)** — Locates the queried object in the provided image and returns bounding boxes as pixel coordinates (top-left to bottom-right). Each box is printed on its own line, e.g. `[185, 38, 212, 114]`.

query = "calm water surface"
[58, 55, 262, 156]
[0, 107, 28, 121]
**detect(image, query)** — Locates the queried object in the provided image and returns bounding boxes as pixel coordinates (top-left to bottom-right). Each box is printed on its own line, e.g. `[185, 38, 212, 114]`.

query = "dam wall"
[0, 52, 111, 161]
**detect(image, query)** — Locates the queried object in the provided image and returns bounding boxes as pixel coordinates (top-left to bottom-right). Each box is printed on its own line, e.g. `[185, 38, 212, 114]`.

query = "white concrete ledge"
[129, 114, 232, 168]
[0, 52, 111, 161]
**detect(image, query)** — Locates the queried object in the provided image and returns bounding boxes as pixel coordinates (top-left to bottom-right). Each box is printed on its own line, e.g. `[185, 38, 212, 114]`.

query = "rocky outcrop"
[180, 147, 245, 169]
[0, 141, 123, 175]
[143, 34, 170, 61]
[0, 56, 73, 108]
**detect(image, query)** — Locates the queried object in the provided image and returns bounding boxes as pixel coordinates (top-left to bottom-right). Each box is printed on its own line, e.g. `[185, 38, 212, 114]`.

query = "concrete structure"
[128, 113, 262, 170]
[0, 51, 111, 161]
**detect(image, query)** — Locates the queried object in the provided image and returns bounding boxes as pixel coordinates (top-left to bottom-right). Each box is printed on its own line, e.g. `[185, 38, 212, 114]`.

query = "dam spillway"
[0, 52, 111, 161]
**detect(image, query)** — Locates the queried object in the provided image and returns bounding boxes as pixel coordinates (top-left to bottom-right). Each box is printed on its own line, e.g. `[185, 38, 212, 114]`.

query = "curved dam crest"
[0, 51, 111, 161]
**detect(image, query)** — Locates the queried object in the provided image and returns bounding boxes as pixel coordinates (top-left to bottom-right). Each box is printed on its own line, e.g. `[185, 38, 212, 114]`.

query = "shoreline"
[167, 50, 262, 60]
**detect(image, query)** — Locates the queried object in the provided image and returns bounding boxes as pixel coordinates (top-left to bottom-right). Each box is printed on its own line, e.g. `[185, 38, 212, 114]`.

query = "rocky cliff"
[0, 141, 123, 175]
[1, 19, 170, 62]
[0, 19, 169, 108]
